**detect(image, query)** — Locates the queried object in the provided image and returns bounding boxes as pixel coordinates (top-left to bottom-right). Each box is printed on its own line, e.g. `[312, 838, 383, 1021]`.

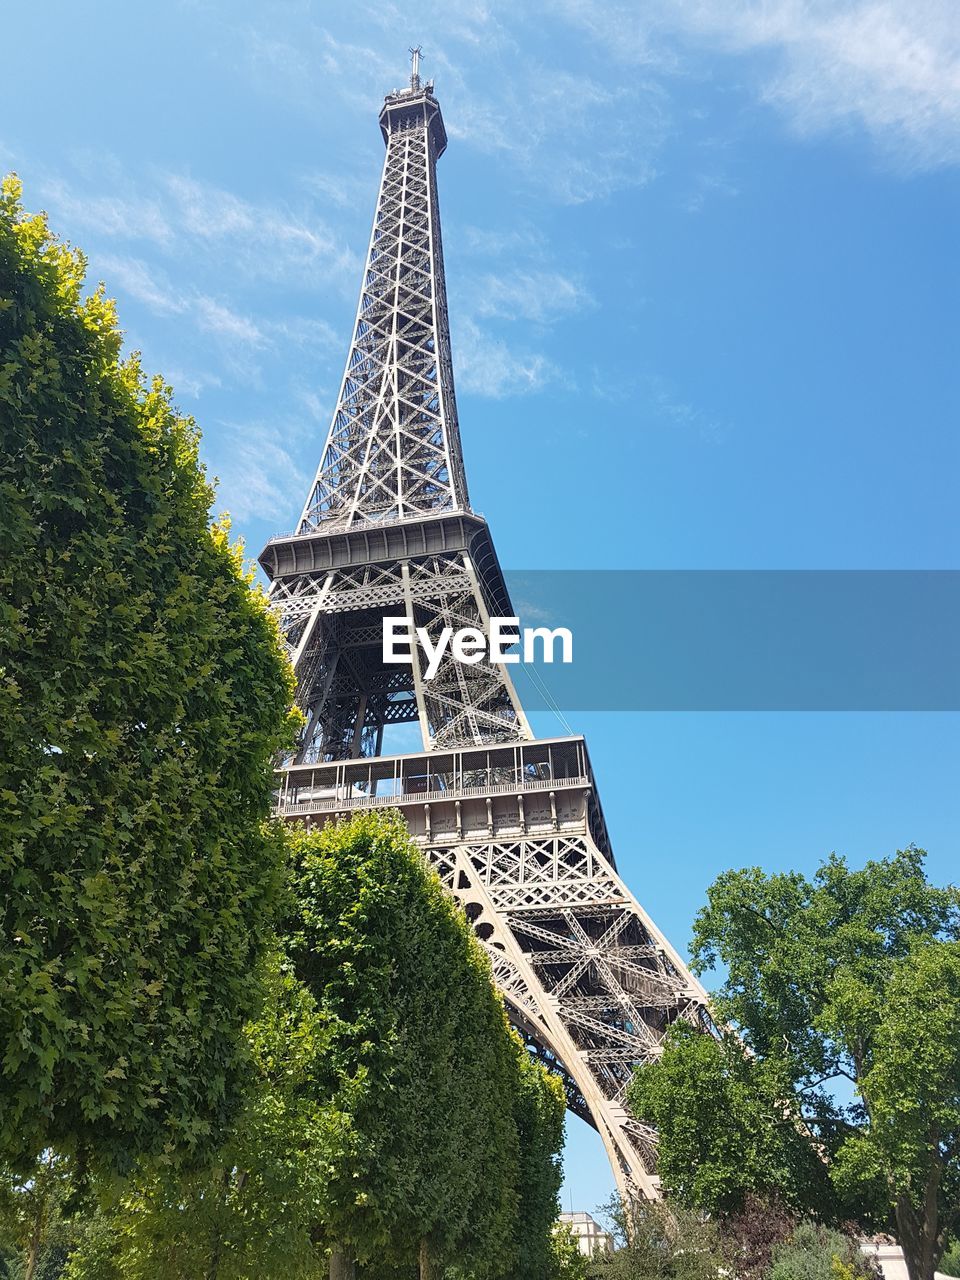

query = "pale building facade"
[558, 1211, 614, 1257]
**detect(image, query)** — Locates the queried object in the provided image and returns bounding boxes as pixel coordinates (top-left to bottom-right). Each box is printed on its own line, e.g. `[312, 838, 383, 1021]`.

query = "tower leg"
[438, 843, 666, 1200]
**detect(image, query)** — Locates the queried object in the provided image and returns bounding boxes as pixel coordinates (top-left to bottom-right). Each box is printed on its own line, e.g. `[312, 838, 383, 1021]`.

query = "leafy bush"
[720, 1194, 798, 1280]
[586, 1194, 722, 1280]
[60, 814, 566, 1280]
[551, 1223, 588, 1280]
[770, 1222, 878, 1280]
[1, 175, 297, 1171]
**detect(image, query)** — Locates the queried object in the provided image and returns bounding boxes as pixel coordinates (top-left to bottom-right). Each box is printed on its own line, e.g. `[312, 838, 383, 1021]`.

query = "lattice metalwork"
[271, 552, 529, 761]
[297, 76, 468, 533]
[423, 822, 711, 1200]
[261, 58, 713, 1203]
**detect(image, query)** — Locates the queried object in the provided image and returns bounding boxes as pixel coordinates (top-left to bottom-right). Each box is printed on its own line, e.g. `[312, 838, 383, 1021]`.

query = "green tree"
[63, 959, 337, 1279]
[286, 813, 524, 1280]
[586, 1194, 722, 1280]
[0, 176, 297, 1171]
[64, 815, 567, 1280]
[511, 1052, 566, 1280]
[628, 1023, 831, 1216]
[0, 1151, 75, 1280]
[831, 941, 960, 1280]
[550, 1223, 587, 1280]
[416, 974, 520, 1280]
[684, 847, 960, 1280]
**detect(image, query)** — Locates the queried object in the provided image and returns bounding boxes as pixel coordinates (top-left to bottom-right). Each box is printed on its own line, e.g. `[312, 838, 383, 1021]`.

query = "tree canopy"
[628, 1022, 830, 1217]
[55, 814, 568, 1280]
[1, 178, 569, 1278]
[285, 812, 526, 1279]
[511, 1049, 566, 1280]
[0, 175, 297, 1171]
[62, 959, 337, 1280]
[630, 847, 960, 1280]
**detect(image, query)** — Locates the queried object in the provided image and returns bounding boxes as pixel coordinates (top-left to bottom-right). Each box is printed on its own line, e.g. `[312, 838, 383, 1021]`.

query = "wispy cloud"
[241, 26, 400, 117]
[444, 62, 669, 202]
[454, 317, 564, 398]
[726, 0, 960, 169]
[162, 367, 223, 401]
[37, 168, 359, 293]
[95, 254, 184, 314]
[267, 316, 340, 353]
[299, 167, 376, 212]
[210, 421, 312, 524]
[193, 296, 265, 346]
[552, 0, 960, 171]
[460, 224, 547, 258]
[647, 376, 726, 443]
[443, 205, 596, 394]
[447, 245, 590, 395]
[160, 174, 358, 286]
[86, 252, 340, 400]
[362, 0, 515, 52]
[38, 179, 173, 246]
[92, 254, 265, 346]
[591, 367, 728, 443]
[469, 270, 594, 323]
[297, 388, 331, 422]
[682, 171, 740, 214]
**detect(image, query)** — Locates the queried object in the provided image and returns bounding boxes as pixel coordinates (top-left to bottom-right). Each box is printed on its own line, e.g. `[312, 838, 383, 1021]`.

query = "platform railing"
[279, 771, 590, 816]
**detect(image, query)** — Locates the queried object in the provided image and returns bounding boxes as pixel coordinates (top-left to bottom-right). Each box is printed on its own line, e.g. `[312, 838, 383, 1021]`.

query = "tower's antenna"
[409, 45, 422, 90]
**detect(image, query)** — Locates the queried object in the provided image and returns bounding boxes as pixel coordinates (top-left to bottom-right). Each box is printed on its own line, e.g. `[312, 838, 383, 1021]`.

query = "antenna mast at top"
[409, 45, 422, 90]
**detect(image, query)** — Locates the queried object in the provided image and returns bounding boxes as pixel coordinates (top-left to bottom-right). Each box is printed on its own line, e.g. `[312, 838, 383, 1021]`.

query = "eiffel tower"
[260, 52, 711, 1201]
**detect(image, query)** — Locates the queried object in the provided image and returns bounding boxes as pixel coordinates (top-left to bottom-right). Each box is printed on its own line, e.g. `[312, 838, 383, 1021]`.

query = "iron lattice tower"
[260, 59, 711, 1201]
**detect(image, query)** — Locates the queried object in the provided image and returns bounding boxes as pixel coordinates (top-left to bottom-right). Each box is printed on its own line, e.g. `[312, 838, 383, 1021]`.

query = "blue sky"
[4, 0, 958, 1213]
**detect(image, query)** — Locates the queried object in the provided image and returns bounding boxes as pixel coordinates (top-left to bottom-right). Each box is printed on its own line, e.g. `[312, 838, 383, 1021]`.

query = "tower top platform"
[379, 82, 447, 155]
[378, 46, 447, 154]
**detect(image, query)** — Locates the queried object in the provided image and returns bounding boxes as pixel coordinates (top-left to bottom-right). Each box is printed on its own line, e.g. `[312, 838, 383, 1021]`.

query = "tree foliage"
[0, 1151, 75, 1280]
[7, 813, 568, 1279]
[0, 175, 297, 1170]
[285, 812, 526, 1279]
[768, 1221, 879, 1280]
[830, 940, 960, 1280]
[664, 847, 960, 1280]
[586, 1194, 722, 1280]
[511, 1051, 566, 1280]
[550, 1224, 588, 1280]
[63, 959, 335, 1279]
[629, 1022, 831, 1217]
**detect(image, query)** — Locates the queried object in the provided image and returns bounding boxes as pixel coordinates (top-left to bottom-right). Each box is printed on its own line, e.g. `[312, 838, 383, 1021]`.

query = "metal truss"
[297, 78, 468, 533]
[425, 825, 711, 1201]
[270, 551, 529, 759]
[261, 62, 714, 1203]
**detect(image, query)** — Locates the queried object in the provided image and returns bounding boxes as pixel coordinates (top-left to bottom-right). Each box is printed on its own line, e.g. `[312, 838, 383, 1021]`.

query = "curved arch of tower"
[260, 58, 713, 1203]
